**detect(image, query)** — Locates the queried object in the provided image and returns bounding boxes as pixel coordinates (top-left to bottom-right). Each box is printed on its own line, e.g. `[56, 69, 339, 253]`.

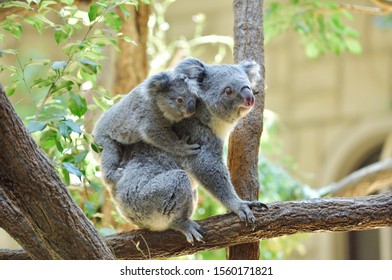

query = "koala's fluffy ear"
[240, 61, 261, 89]
[173, 57, 207, 83]
[146, 72, 171, 95]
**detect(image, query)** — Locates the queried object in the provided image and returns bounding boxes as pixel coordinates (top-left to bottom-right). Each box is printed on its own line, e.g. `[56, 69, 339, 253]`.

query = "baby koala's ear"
[146, 72, 171, 95]
[240, 61, 261, 89]
[173, 57, 207, 83]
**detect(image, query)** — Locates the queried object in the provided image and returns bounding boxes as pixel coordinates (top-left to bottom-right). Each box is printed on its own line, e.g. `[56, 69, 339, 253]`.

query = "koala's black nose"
[241, 87, 255, 107]
[187, 99, 196, 113]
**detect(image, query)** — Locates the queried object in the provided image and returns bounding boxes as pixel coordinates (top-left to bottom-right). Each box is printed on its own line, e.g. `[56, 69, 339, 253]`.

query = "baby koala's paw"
[178, 136, 201, 156]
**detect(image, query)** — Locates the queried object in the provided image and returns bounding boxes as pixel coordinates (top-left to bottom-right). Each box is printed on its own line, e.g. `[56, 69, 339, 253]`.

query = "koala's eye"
[224, 87, 233, 96]
[176, 97, 184, 104]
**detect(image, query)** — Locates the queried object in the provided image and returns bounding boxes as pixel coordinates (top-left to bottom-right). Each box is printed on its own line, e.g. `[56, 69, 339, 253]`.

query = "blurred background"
[0, 0, 391, 259]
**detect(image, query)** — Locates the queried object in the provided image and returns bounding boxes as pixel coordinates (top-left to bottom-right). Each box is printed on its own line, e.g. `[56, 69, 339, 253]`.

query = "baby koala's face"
[157, 77, 199, 123]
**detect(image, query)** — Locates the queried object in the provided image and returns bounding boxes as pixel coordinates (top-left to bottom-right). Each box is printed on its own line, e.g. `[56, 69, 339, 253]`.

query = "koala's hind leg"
[117, 168, 205, 244]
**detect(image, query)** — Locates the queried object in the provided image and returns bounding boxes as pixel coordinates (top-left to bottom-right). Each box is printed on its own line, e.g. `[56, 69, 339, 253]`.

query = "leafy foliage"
[0, 0, 142, 230]
[265, 0, 362, 58]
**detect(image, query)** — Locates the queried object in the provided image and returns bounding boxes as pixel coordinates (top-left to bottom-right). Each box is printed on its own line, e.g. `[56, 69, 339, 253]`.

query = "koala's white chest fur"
[210, 116, 238, 142]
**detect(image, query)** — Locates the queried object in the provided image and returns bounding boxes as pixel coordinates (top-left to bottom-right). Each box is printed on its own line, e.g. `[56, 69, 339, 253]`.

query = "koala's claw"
[248, 201, 268, 210]
[185, 143, 201, 155]
[172, 220, 205, 245]
[235, 200, 268, 231]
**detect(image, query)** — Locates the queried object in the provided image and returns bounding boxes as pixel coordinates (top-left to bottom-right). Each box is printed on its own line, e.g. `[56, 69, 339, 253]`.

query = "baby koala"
[93, 72, 200, 184]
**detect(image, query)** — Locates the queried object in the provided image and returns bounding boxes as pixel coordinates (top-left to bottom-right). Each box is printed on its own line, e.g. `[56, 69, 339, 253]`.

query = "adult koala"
[112, 58, 267, 244]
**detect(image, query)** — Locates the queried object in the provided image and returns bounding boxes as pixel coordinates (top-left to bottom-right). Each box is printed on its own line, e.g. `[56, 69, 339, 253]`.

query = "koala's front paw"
[233, 201, 268, 230]
[178, 136, 201, 155]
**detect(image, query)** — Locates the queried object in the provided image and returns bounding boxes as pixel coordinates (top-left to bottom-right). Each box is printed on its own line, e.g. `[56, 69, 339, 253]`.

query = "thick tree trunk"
[3, 191, 391, 260]
[112, 3, 150, 95]
[0, 86, 114, 260]
[227, 0, 265, 260]
[0, 189, 52, 259]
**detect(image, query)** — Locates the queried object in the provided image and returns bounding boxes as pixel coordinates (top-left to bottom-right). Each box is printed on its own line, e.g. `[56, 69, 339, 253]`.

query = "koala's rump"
[115, 143, 196, 231]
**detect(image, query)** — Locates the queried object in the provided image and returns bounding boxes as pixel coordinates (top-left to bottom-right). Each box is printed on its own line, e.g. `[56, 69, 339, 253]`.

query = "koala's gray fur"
[111, 58, 268, 244]
[93, 72, 200, 184]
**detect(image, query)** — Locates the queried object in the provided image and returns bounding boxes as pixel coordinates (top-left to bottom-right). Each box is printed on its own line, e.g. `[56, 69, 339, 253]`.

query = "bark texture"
[112, 3, 150, 95]
[0, 86, 114, 260]
[0, 189, 52, 259]
[3, 192, 391, 260]
[227, 0, 265, 260]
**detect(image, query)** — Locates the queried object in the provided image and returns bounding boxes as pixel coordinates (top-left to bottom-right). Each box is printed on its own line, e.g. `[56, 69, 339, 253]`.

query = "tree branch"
[3, 191, 391, 260]
[0, 189, 52, 259]
[0, 85, 114, 259]
[339, 3, 392, 15]
[320, 158, 392, 197]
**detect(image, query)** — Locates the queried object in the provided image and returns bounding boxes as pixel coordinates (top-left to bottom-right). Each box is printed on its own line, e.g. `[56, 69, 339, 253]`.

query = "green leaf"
[0, 49, 18, 57]
[119, 4, 131, 19]
[64, 119, 82, 134]
[5, 81, 20, 96]
[38, 0, 58, 11]
[63, 42, 85, 57]
[63, 162, 83, 178]
[34, 14, 55, 27]
[123, 35, 137, 45]
[88, 3, 105, 22]
[69, 92, 87, 117]
[93, 96, 111, 111]
[90, 141, 102, 153]
[3, 21, 23, 39]
[62, 167, 71, 185]
[79, 68, 96, 83]
[72, 150, 88, 163]
[1, 1, 33, 10]
[24, 16, 46, 34]
[84, 200, 97, 217]
[54, 25, 73, 44]
[55, 139, 64, 153]
[27, 121, 47, 133]
[345, 39, 362, 54]
[40, 129, 58, 149]
[55, 29, 67, 44]
[51, 60, 67, 71]
[51, 80, 73, 95]
[58, 121, 72, 137]
[60, 0, 74, 5]
[90, 35, 117, 47]
[32, 77, 53, 88]
[58, 119, 82, 137]
[78, 58, 98, 74]
[103, 12, 122, 31]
